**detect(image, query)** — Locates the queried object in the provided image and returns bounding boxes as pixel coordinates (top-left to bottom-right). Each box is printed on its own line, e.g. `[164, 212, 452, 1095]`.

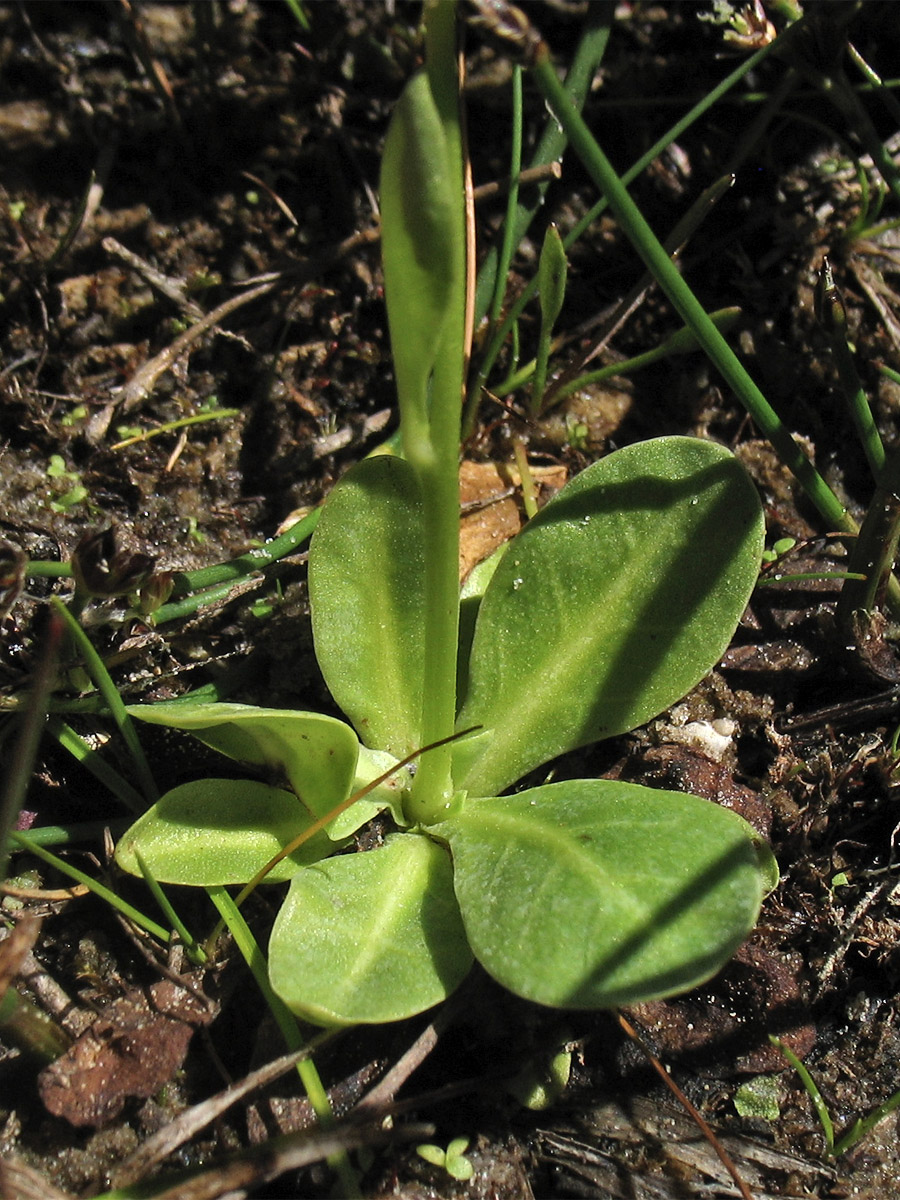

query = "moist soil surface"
[3, 3, 900, 1198]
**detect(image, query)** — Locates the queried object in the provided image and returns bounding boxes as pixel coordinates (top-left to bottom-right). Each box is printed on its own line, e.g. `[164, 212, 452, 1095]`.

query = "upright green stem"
[487, 64, 524, 330]
[817, 257, 885, 480]
[836, 449, 900, 631]
[405, 1, 467, 822]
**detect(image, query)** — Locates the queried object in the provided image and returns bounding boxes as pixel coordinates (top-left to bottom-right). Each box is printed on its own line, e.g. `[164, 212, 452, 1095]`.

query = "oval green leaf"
[437, 780, 774, 1010]
[309, 455, 425, 758]
[127, 701, 359, 821]
[456, 437, 764, 797]
[269, 833, 472, 1026]
[115, 779, 339, 886]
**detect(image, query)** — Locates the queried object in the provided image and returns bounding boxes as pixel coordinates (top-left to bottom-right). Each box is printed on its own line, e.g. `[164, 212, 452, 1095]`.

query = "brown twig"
[108, 1031, 339, 1189]
[102, 236, 205, 320]
[86, 225, 381, 442]
[471, 160, 562, 202]
[617, 1011, 756, 1200]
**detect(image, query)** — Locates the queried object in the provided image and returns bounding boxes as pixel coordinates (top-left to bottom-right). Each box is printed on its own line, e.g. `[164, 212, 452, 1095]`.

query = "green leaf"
[458, 542, 508, 705]
[456, 437, 764, 797]
[437, 779, 774, 1009]
[328, 744, 411, 838]
[380, 69, 456, 425]
[127, 701, 359, 821]
[416, 1145, 446, 1168]
[446, 1151, 474, 1182]
[268, 833, 473, 1026]
[734, 1075, 782, 1121]
[309, 455, 425, 758]
[538, 224, 567, 330]
[115, 779, 340, 886]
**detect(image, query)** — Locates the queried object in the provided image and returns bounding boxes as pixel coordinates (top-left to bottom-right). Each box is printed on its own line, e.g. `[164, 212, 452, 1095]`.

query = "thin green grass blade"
[205, 886, 359, 1196]
[5, 818, 129, 854]
[0, 609, 62, 880]
[770, 1035, 835, 1151]
[51, 597, 158, 803]
[49, 717, 145, 813]
[816, 258, 885, 478]
[9, 830, 170, 943]
[487, 64, 524, 329]
[833, 1086, 900, 1157]
[473, 4, 614, 327]
[133, 848, 207, 966]
[528, 46, 855, 539]
[464, 27, 780, 433]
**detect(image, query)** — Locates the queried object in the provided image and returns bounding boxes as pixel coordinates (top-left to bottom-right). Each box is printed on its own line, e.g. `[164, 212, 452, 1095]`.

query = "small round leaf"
[269, 833, 472, 1026]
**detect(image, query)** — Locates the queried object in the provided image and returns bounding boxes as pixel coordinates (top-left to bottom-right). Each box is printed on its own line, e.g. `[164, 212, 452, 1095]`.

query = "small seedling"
[46, 455, 89, 514]
[508, 1044, 572, 1111]
[416, 1137, 474, 1182]
[760, 537, 798, 565]
[114, 2, 775, 1027]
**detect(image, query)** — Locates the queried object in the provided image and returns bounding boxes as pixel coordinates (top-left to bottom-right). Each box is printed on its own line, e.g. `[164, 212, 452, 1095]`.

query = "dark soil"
[3, 3, 900, 1198]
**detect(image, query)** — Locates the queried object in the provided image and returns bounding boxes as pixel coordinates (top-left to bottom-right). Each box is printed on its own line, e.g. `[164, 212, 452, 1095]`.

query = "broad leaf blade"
[269, 833, 472, 1026]
[438, 780, 774, 1009]
[309, 455, 425, 757]
[115, 779, 339, 886]
[128, 702, 359, 820]
[456, 437, 764, 797]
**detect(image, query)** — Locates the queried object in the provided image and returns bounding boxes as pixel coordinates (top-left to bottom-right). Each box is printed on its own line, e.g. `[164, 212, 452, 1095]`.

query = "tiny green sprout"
[116, 424, 144, 441]
[46, 454, 73, 481]
[416, 1136, 474, 1182]
[8, 199, 26, 221]
[761, 536, 797, 564]
[508, 1045, 572, 1111]
[830, 871, 850, 890]
[186, 516, 206, 545]
[61, 404, 88, 428]
[46, 455, 90, 513]
[565, 415, 589, 452]
[250, 582, 284, 620]
[734, 1074, 782, 1121]
[49, 486, 88, 515]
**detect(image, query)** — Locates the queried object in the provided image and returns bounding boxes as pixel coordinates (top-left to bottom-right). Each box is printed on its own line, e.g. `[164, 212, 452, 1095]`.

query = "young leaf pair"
[116, 4, 776, 1027]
